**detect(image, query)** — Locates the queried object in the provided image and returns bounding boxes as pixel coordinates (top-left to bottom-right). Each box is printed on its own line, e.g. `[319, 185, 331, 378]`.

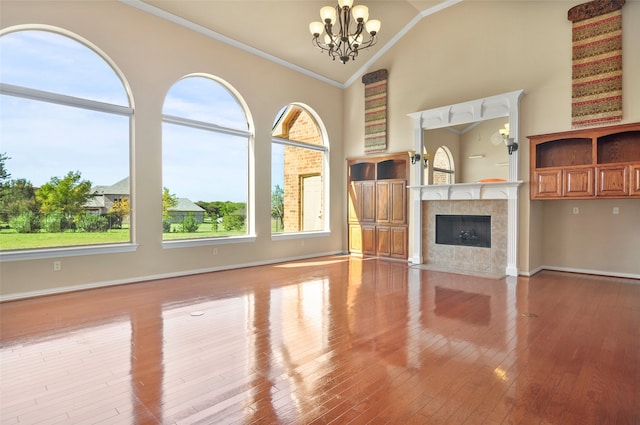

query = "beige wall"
[343, 0, 640, 277]
[0, 1, 346, 298]
[2, 1, 639, 299]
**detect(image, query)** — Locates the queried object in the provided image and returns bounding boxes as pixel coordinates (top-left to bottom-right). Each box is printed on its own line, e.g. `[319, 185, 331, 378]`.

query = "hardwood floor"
[1, 256, 639, 424]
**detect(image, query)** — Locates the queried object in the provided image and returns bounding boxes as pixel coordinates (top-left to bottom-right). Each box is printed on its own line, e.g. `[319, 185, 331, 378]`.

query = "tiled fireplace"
[409, 181, 521, 277]
[422, 200, 508, 277]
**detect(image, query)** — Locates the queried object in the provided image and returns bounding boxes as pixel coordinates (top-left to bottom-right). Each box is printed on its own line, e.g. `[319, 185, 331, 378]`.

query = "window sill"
[162, 235, 257, 249]
[0, 243, 138, 262]
[271, 231, 330, 241]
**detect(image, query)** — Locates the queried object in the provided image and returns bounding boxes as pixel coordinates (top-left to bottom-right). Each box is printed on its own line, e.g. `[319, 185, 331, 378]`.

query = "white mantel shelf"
[408, 181, 523, 201]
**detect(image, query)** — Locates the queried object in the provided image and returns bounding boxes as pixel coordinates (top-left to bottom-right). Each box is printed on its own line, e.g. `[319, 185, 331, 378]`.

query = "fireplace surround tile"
[422, 200, 508, 277]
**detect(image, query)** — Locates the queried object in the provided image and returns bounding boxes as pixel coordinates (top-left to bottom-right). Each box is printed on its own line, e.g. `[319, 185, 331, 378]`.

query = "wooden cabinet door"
[532, 169, 562, 198]
[376, 226, 390, 257]
[350, 224, 376, 255]
[597, 165, 629, 197]
[390, 226, 408, 259]
[348, 224, 362, 254]
[563, 167, 594, 197]
[375, 181, 390, 224]
[390, 180, 406, 224]
[361, 181, 376, 222]
[348, 182, 362, 223]
[361, 225, 376, 255]
[632, 165, 640, 196]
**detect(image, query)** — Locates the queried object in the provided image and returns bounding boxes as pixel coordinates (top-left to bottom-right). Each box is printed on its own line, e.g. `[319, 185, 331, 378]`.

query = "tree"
[271, 184, 284, 231]
[0, 178, 39, 222]
[36, 171, 93, 218]
[0, 153, 40, 223]
[162, 187, 178, 219]
[0, 153, 10, 182]
[108, 197, 130, 228]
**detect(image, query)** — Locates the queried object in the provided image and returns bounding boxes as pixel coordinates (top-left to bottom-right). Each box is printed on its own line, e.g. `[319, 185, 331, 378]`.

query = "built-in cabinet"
[529, 122, 640, 199]
[348, 153, 408, 259]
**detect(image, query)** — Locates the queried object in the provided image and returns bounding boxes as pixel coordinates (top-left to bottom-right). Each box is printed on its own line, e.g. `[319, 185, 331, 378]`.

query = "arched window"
[0, 28, 132, 252]
[271, 105, 328, 234]
[433, 146, 455, 185]
[162, 75, 252, 241]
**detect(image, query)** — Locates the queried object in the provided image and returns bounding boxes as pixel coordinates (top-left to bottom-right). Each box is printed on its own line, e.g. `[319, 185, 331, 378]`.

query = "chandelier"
[309, 0, 381, 64]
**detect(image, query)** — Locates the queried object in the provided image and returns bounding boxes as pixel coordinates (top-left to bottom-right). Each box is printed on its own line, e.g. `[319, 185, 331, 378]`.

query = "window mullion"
[0, 83, 132, 116]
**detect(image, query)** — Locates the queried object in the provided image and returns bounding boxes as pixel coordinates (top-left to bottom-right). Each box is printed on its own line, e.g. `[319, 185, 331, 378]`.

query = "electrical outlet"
[53, 261, 61, 271]
[613, 207, 619, 215]
[572, 207, 579, 215]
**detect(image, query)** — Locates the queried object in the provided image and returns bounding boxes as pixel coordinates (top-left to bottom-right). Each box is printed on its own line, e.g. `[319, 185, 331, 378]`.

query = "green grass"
[0, 228, 131, 250]
[162, 222, 245, 240]
[0, 221, 248, 250]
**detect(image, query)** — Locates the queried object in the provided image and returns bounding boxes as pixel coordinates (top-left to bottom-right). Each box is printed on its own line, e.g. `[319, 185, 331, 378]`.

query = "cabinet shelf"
[529, 122, 640, 199]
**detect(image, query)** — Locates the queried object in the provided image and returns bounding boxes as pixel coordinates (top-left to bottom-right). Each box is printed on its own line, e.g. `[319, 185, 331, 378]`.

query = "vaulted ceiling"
[124, 0, 460, 87]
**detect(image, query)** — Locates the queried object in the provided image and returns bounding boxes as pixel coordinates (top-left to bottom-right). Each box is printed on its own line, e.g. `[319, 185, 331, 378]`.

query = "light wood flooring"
[1, 256, 639, 424]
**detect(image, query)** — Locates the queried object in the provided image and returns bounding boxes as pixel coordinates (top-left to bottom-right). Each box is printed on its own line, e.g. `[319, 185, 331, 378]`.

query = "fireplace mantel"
[409, 181, 522, 201]
[408, 91, 524, 277]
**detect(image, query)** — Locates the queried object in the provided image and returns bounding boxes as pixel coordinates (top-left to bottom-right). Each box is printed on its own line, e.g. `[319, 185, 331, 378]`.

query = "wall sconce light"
[499, 123, 518, 155]
[408, 150, 429, 167]
[408, 150, 420, 164]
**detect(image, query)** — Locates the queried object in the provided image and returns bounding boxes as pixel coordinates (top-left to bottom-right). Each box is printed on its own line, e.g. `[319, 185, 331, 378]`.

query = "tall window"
[162, 76, 251, 241]
[271, 105, 327, 234]
[433, 146, 455, 185]
[0, 29, 132, 251]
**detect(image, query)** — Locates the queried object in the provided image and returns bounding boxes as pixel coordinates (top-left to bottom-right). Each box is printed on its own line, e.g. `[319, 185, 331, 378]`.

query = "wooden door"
[390, 227, 408, 259]
[632, 164, 640, 196]
[597, 165, 629, 197]
[376, 226, 390, 257]
[361, 181, 376, 222]
[563, 167, 594, 197]
[348, 182, 362, 223]
[361, 225, 376, 255]
[390, 180, 406, 224]
[375, 181, 390, 224]
[532, 169, 562, 198]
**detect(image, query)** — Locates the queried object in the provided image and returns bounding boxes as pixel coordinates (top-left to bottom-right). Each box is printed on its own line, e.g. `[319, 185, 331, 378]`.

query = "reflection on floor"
[1, 256, 638, 424]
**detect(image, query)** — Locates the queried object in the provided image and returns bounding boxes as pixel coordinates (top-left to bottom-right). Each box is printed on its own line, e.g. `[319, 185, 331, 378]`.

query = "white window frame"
[161, 74, 255, 249]
[0, 26, 135, 262]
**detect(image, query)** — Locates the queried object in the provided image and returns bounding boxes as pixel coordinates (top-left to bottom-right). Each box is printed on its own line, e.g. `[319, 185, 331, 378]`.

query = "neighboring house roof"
[169, 198, 205, 212]
[92, 177, 130, 196]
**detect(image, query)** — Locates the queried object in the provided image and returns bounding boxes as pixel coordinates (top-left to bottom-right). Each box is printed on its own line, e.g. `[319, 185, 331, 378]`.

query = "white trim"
[0, 251, 348, 301]
[408, 90, 524, 277]
[162, 114, 251, 138]
[162, 235, 256, 249]
[344, 0, 464, 87]
[0, 243, 138, 262]
[271, 231, 330, 241]
[118, 0, 460, 88]
[118, 0, 344, 88]
[528, 266, 640, 281]
[409, 181, 522, 201]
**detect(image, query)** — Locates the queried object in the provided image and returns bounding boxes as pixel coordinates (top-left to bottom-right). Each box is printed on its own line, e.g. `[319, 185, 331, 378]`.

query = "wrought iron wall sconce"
[499, 124, 518, 155]
[408, 150, 429, 167]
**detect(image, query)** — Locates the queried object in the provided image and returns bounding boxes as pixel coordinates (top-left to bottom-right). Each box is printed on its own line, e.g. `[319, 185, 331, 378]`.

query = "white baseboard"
[0, 250, 348, 302]
[520, 265, 639, 281]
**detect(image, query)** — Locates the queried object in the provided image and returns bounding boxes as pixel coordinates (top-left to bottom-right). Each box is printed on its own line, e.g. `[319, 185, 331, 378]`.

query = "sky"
[0, 30, 284, 204]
